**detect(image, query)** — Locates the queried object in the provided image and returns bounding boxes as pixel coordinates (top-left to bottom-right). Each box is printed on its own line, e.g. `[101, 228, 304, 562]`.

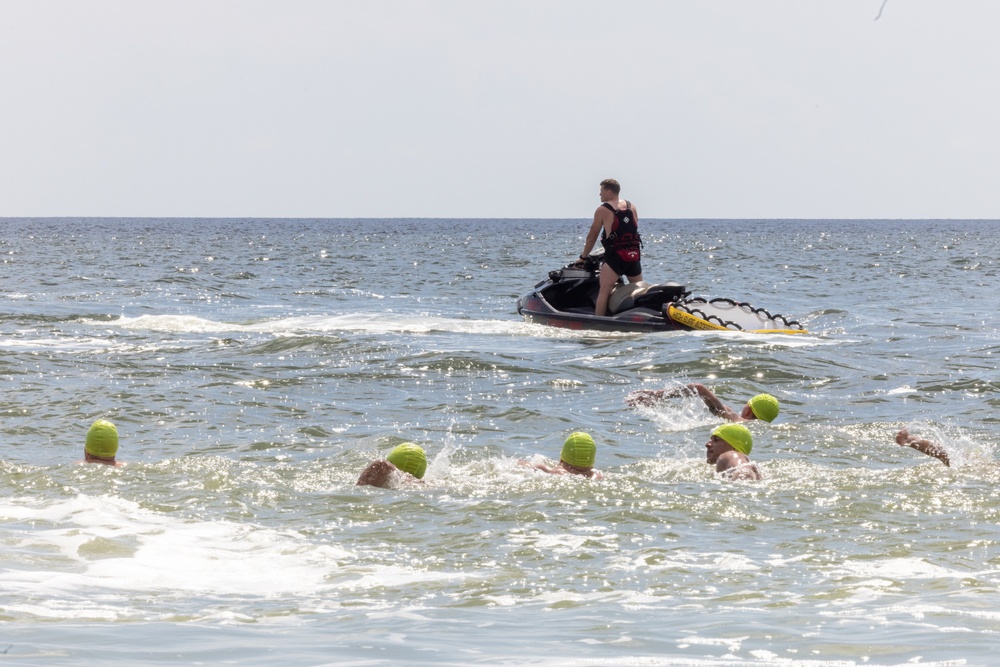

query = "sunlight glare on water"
[1, 218, 999, 665]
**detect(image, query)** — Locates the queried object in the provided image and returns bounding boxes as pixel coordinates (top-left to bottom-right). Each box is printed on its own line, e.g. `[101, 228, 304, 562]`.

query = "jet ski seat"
[634, 283, 689, 310]
[609, 282, 689, 314]
[608, 282, 652, 314]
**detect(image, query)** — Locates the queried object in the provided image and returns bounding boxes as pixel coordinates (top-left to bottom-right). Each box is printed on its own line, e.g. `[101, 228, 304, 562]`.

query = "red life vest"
[600, 201, 642, 262]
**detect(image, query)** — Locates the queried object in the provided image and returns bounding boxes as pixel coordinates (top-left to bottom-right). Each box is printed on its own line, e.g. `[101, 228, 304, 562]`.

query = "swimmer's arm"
[518, 459, 565, 475]
[686, 384, 741, 421]
[356, 460, 397, 487]
[626, 383, 700, 407]
[895, 429, 950, 467]
[626, 389, 668, 407]
[626, 384, 738, 420]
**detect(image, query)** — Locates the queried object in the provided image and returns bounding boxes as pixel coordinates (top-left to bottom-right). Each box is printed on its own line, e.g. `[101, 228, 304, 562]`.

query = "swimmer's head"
[747, 393, 779, 423]
[560, 431, 596, 469]
[386, 442, 427, 479]
[711, 423, 753, 455]
[85, 419, 119, 458]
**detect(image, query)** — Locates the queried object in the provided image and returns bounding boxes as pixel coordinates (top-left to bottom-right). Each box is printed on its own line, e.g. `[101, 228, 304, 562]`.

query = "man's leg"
[595, 264, 621, 316]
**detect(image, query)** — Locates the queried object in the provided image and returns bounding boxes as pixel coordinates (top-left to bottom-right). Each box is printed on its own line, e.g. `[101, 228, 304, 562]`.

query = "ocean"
[1, 217, 999, 666]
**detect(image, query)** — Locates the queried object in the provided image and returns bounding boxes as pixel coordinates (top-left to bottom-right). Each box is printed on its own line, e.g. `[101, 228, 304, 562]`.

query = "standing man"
[576, 178, 644, 316]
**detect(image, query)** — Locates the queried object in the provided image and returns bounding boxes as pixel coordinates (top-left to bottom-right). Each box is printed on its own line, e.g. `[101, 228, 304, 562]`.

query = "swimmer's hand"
[626, 389, 667, 407]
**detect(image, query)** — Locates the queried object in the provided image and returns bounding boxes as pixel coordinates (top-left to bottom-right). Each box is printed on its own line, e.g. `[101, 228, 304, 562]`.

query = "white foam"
[330, 565, 471, 591]
[109, 312, 542, 337]
[0, 335, 126, 353]
[88, 311, 837, 344]
[836, 557, 971, 580]
[633, 399, 717, 434]
[678, 328, 830, 347]
[507, 532, 591, 554]
[114, 314, 237, 333]
[899, 422, 995, 468]
[0, 494, 357, 598]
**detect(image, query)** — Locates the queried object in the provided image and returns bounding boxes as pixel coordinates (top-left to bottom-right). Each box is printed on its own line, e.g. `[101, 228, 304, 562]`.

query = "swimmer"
[356, 442, 428, 488]
[627, 383, 780, 423]
[79, 419, 124, 467]
[520, 431, 603, 479]
[706, 423, 761, 481]
[895, 428, 950, 467]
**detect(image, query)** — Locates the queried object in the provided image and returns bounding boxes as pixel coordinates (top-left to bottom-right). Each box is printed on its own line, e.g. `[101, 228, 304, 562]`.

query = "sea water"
[1, 217, 999, 666]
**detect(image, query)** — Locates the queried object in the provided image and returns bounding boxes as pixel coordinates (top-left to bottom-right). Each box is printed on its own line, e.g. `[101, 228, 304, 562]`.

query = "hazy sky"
[2, 1, 998, 219]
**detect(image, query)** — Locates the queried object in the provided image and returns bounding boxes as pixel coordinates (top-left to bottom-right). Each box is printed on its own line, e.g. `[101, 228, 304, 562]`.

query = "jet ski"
[516, 254, 807, 334]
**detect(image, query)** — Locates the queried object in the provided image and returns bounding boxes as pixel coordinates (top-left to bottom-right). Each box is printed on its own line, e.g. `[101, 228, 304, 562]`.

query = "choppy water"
[2, 217, 1000, 666]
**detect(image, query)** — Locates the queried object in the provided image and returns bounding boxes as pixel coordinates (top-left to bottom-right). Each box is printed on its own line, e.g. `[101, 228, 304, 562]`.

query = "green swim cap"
[712, 423, 753, 455]
[85, 419, 119, 458]
[386, 443, 427, 479]
[560, 431, 596, 468]
[748, 393, 779, 423]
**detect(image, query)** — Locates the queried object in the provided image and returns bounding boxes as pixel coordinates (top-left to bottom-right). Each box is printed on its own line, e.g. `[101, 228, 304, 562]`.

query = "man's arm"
[518, 459, 559, 475]
[578, 207, 610, 261]
[626, 383, 740, 421]
[625, 389, 668, 407]
[626, 383, 699, 407]
[896, 429, 950, 466]
[357, 460, 397, 487]
[688, 384, 741, 421]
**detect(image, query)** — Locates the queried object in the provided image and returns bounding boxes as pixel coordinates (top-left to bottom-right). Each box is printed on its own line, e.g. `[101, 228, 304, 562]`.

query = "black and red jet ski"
[516, 254, 807, 334]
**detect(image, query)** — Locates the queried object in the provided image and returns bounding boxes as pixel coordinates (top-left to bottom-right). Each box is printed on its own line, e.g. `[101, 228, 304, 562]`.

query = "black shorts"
[603, 252, 642, 279]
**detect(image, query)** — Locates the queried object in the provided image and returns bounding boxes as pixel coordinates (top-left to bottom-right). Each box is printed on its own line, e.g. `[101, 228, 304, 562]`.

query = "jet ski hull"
[517, 257, 807, 335]
[516, 291, 683, 333]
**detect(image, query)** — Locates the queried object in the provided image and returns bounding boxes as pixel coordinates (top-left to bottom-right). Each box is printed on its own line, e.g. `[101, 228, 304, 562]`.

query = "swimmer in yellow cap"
[706, 423, 761, 481]
[520, 431, 603, 479]
[79, 419, 124, 467]
[895, 428, 950, 466]
[627, 383, 780, 423]
[356, 442, 428, 488]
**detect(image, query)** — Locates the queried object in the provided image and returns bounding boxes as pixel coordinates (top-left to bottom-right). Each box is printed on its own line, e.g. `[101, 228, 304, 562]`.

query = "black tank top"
[600, 201, 642, 262]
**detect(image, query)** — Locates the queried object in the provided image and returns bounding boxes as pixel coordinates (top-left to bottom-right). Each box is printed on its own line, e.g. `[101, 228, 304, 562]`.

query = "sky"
[1, 0, 998, 219]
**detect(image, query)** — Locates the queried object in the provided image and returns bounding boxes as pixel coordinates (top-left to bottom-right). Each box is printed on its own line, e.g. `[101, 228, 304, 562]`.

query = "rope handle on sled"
[675, 297, 805, 332]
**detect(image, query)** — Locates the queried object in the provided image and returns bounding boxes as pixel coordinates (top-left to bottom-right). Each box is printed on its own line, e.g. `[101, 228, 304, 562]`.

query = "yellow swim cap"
[560, 432, 596, 468]
[386, 443, 427, 479]
[748, 393, 779, 423]
[712, 423, 753, 455]
[85, 419, 119, 458]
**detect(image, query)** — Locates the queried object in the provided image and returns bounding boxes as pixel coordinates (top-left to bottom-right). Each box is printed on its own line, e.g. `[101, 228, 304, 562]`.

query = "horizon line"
[3, 216, 999, 222]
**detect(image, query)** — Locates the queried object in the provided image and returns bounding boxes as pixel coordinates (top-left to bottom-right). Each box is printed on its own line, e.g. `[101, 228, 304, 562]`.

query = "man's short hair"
[600, 178, 621, 195]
